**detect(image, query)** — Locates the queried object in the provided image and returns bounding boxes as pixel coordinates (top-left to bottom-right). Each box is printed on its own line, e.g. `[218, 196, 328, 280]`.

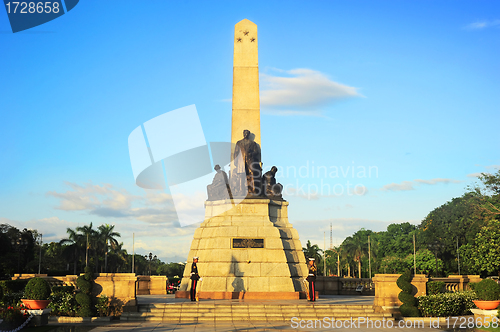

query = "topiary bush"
[24, 277, 51, 300]
[471, 279, 500, 301]
[427, 281, 445, 295]
[75, 266, 94, 317]
[397, 269, 420, 317]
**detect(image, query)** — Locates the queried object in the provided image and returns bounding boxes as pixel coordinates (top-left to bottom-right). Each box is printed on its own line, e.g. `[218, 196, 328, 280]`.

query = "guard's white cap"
[308, 258, 315, 261]
[193, 257, 199, 260]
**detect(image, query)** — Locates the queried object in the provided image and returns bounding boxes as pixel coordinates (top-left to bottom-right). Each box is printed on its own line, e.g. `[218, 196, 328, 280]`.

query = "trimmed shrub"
[48, 286, 77, 316]
[76, 276, 91, 294]
[471, 279, 500, 301]
[417, 291, 477, 317]
[427, 281, 445, 295]
[0, 280, 29, 294]
[96, 295, 109, 317]
[75, 266, 94, 317]
[24, 277, 51, 300]
[397, 270, 420, 317]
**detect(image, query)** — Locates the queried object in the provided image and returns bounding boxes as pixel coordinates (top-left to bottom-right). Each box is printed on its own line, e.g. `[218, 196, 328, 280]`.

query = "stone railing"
[315, 276, 374, 295]
[429, 275, 481, 292]
[372, 274, 483, 313]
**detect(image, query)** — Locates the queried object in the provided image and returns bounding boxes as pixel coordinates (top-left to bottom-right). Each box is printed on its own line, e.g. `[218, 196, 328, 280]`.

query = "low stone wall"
[373, 274, 427, 310]
[13, 273, 138, 314]
[92, 273, 137, 313]
[136, 276, 167, 295]
[315, 276, 375, 296]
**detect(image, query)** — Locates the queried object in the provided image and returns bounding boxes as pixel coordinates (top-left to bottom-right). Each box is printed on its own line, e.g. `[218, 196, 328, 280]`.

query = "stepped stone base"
[177, 199, 308, 299]
[121, 303, 393, 322]
[175, 291, 305, 299]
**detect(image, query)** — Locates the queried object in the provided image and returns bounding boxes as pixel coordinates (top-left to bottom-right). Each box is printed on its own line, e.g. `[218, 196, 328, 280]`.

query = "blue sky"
[1, 1, 499, 263]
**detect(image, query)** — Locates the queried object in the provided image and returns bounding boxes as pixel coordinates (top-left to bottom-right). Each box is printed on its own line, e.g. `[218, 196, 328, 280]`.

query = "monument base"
[177, 198, 308, 300]
[175, 291, 306, 300]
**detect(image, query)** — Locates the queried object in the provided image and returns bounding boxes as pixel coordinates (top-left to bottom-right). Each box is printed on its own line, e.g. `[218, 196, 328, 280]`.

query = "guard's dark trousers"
[190, 279, 197, 301]
[309, 281, 316, 301]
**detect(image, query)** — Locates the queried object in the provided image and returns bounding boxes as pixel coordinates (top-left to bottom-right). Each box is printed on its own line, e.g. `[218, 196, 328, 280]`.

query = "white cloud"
[260, 68, 362, 116]
[47, 182, 179, 225]
[467, 172, 483, 178]
[414, 178, 461, 185]
[381, 181, 415, 191]
[381, 178, 461, 191]
[465, 20, 500, 30]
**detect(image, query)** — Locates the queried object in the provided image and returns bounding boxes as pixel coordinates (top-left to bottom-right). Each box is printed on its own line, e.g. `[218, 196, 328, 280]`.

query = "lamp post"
[38, 234, 43, 274]
[145, 252, 157, 276]
[330, 247, 341, 277]
[428, 241, 442, 277]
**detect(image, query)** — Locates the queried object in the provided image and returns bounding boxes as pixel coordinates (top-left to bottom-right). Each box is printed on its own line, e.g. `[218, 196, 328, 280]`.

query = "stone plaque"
[232, 238, 264, 248]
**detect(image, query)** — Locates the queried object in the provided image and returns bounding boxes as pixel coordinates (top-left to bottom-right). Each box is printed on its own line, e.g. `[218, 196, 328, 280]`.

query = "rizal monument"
[175, 19, 309, 300]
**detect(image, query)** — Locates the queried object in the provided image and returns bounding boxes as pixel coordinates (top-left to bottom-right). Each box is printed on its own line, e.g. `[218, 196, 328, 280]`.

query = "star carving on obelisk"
[236, 37, 242, 42]
[250, 37, 255, 42]
[243, 30, 249, 36]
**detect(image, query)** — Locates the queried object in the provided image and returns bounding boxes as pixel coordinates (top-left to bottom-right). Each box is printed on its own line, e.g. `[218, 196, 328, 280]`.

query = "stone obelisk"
[176, 19, 308, 300]
[231, 19, 260, 156]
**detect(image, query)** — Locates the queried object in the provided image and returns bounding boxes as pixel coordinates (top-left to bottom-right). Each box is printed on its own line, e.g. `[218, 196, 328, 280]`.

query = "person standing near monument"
[232, 129, 262, 196]
[306, 258, 317, 301]
[190, 257, 200, 301]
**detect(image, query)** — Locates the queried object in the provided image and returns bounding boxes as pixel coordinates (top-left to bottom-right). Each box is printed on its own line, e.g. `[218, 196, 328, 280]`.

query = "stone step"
[123, 303, 392, 322]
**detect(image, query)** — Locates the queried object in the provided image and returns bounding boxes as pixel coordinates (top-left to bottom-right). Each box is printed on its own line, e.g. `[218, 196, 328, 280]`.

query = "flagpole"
[132, 233, 135, 274]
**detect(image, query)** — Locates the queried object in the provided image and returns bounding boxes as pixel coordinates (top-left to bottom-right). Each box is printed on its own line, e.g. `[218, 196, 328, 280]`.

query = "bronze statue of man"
[232, 129, 262, 196]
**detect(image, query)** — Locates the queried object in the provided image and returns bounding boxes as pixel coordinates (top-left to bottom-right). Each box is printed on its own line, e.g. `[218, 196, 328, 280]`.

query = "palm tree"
[98, 224, 121, 272]
[76, 222, 96, 267]
[342, 234, 368, 278]
[107, 242, 128, 272]
[60, 228, 84, 274]
[302, 240, 323, 271]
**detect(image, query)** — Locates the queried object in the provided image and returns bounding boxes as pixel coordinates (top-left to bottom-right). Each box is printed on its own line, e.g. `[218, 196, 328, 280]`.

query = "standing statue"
[231, 129, 262, 197]
[207, 165, 232, 201]
[263, 166, 283, 199]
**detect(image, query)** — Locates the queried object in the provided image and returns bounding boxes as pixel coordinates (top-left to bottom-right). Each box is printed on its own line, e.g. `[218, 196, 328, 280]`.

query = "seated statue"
[207, 165, 232, 201]
[263, 166, 283, 199]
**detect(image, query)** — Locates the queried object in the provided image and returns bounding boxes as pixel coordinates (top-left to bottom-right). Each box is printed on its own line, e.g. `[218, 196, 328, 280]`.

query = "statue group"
[207, 129, 283, 201]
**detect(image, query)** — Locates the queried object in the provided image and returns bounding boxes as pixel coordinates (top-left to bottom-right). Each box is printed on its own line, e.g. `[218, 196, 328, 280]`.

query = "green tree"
[378, 223, 417, 258]
[380, 256, 408, 274]
[341, 229, 374, 278]
[458, 218, 500, 275]
[97, 224, 121, 273]
[404, 249, 442, 275]
[302, 240, 323, 273]
[76, 222, 97, 268]
[60, 227, 84, 274]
